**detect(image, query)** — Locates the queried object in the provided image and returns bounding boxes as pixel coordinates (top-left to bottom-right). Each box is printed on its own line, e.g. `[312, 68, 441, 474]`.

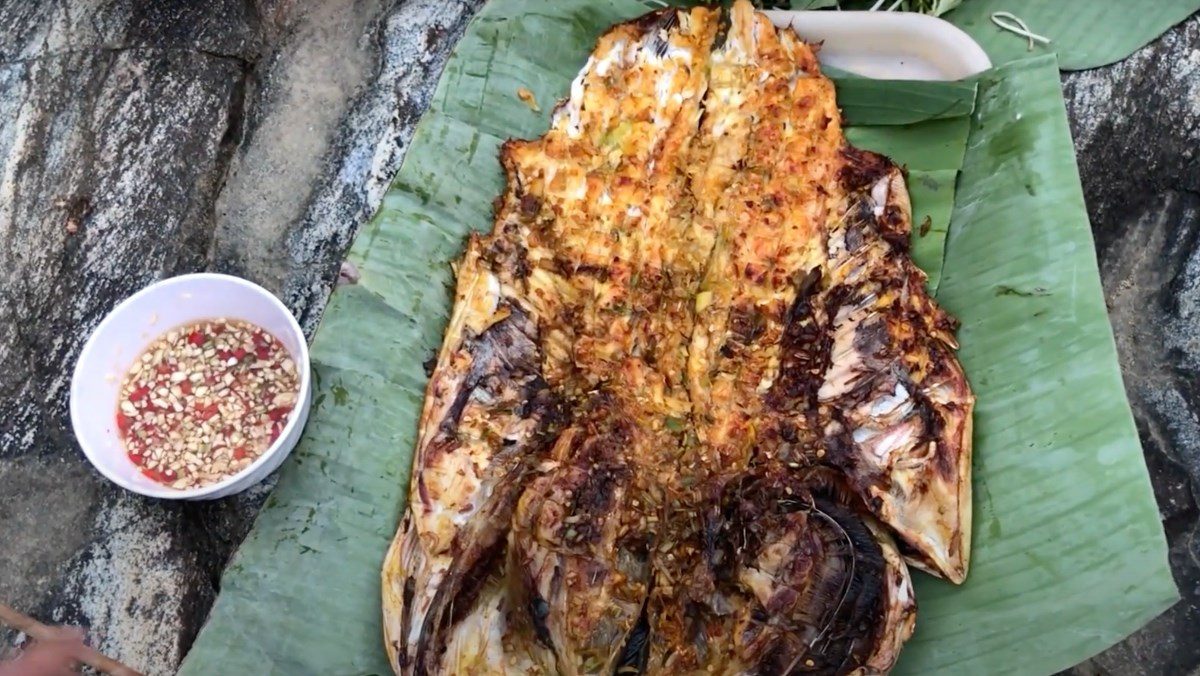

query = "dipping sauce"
[116, 318, 299, 489]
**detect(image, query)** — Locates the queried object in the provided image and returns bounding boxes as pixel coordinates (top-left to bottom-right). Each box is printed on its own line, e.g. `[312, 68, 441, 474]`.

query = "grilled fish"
[386, 8, 721, 673]
[383, 1, 973, 673]
[818, 149, 974, 582]
[500, 10, 720, 674]
[381, 238, 563, 673]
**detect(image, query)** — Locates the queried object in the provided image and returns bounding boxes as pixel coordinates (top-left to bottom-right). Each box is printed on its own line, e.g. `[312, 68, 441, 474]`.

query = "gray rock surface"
[0, 5, 250, 668]
[0, 1, 1196, 674]
[1063, 13, 1200, 675]
[0, 0, 480, 672]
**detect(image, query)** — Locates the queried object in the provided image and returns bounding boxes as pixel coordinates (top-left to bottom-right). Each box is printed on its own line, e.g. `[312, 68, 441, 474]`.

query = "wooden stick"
[0, 602, 143, 676]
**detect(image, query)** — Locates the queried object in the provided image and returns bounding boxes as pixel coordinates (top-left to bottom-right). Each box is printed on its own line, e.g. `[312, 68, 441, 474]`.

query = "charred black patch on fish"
[411, 544, 494, 672]
[722, 304, 769, 358]
[712, 8, 732, 51]
[704, 472, 888, 675]
[565, 261, 612, 282]
[519, 194, 542, 220]
[629, 7, 681, 59]
[851, 315, 890, 358]
[528, 587, 555, 648]
[567, 462, 629, 547]
[616, 600, 652, 674]
[487, 237, 533, 280]
[838, 147, 894, 193]
[448, 537, 508, 627]
[821, 412, 861, 472]
[397, 567, 416, 669]
[422, 304, 546, 455]
[818, 411, 891, 517]
[552, 405, 634, 549]
[768, 267, 829, 414]
[878, 205, 911, 253]
[649, 9, 681, 58]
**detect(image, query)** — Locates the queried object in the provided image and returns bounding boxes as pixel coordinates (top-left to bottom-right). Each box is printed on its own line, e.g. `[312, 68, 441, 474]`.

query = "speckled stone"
[0, 2, 1197, 674]
[1061, 11, 1200, 676]
[0, 0, 481, 673]
[0, 25, 248, 673]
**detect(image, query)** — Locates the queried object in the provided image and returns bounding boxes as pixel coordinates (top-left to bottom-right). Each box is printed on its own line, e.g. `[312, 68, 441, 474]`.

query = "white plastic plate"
[765, 10, 991, 80]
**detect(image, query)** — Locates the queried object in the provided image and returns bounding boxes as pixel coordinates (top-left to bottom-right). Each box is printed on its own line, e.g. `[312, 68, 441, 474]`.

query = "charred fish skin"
[511, 392, 654, 676]
[381, 237, 565, 674]
[817, 148, 974, 584]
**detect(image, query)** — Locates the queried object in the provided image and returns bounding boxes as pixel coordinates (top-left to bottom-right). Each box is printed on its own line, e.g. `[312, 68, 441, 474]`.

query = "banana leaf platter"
[178, 1, 1176, 674]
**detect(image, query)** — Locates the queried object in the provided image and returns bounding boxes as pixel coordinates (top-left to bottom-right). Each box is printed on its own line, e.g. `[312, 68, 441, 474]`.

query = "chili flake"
[116, 318, 300, 490]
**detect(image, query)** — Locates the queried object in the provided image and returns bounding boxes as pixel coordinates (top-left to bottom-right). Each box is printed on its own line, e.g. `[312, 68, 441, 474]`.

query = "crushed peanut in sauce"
[116, 318, 299, 490]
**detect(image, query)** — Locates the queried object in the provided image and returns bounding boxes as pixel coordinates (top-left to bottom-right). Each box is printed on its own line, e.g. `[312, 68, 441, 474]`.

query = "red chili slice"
[196, 403, 220, 421]
[233, 447, 247, 460]
[179, 380, 192, 395]
[255, 345, 271, 360]
[130, 453, 144, 466]
[129, 386, 150, 402]
[187, 330, 205, 346]
[117, 414, 134, 433]
[267, 406, 292, 422]
[156, 363, 172, 375]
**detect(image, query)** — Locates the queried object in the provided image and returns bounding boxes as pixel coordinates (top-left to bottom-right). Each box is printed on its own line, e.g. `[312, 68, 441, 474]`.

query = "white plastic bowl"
[70, 273, 312, 500]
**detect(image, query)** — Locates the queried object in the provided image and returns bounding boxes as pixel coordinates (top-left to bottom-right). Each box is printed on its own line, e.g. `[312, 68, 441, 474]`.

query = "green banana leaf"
[844, 118, 971, 171]
[899, 53, 1176, 671]
[943, 0, 1200, 71]
[835, 78, 977, 124]
[907, 168, 956, 291]
[179, 2, 1174, 675]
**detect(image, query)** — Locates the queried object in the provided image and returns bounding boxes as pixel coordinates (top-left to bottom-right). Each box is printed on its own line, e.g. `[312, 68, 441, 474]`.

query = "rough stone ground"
[1062, 13, 1200, 675]
[0, 2, 1196, 674]
[0, 0, 481, 671]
